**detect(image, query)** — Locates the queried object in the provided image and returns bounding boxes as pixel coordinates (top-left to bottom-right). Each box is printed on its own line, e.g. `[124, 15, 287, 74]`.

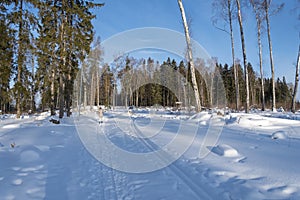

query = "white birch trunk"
[291, 45, 300, 113]
[236, 0, 250, 113]
[178, 0, 202, 112]
[264, 0, 276, 111]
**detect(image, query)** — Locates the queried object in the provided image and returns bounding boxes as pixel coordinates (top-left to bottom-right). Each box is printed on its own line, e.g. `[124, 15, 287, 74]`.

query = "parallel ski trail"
[130, 120, 213, 200]
[76, 115, 121, 199]
[79, 112, 214, 199]
[96, 118, 124, 200]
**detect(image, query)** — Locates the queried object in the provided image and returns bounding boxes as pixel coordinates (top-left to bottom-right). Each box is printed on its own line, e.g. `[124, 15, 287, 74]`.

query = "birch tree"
[263, 0, 284, 111]
[178, 0, 202, 112]
[250, 0, 266, 111]
[235, 0, 250, 113]
[291, 45, 300, 113]
[212, 0, 239, 111]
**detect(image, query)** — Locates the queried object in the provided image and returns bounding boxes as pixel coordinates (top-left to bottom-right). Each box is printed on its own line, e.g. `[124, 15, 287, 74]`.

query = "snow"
[210, 144, 240, 157]
[3, 124, 21, 129]
[0, 109, 300, 199]
[271, 131, 288, 140]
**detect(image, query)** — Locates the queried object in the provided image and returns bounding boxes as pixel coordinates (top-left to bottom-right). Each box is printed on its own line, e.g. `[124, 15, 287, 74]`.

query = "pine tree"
[8, 0, 38, 118]
[0, 15, 14, 113]
[36, 0, 103, 118]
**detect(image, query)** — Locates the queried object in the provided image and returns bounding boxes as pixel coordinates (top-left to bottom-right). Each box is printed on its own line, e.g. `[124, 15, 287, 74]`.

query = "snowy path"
[0, 111, 300, 199]
[75, 112, 217, 199]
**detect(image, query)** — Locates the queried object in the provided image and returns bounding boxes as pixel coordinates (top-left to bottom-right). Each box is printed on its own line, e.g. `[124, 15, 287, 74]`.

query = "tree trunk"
[16, 0, 24, 119]
[107, 73, 111, 106]
[90, 72, 94, 108]
[227, 0, 240, 111]
[59, 3, 66, 119]
[66, 71, 72, 117]
[96, 68, 99, 107]
[264, 0, 276, 111]
[50, 66, 56, 115]
[125, 90, 128, 109]
[257, 16, 266, 111]
[78, 66, 84, 115]
[291, 45, 300, 113]
[58, 72, 64, 118]
[250, 0, 265, 111]
[236, 0, 250, 113]
[210, 74, 214, 107]
[113, 81, 116, 109]
[136, 89, 139, 107]
[30, 55, 35, 113]
[83, 78, 87, 111]
[177, 0, 202, 112]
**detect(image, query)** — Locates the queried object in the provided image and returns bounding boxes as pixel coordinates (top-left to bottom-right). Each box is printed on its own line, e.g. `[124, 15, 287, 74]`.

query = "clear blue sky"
[92, 0, 299, 87]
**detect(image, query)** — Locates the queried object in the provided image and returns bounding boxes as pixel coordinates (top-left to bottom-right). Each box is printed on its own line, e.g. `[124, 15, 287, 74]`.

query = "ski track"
[75, 112, 300, 199]
[78, 116, 127, 200]
[92, 114, 211, 199]
[101, 112, 234, 199]
[130, 118, 213, 199]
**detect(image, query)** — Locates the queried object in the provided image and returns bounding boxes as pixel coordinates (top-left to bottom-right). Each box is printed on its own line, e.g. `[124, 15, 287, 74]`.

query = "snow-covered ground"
[0, 109, 300, 199]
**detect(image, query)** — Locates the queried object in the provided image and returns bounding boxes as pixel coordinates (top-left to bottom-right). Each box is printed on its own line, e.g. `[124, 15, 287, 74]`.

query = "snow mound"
[12, 179, 23, 185]
[210, 144, 240, 157]
[189, 112, 212, 125]
[2, 124, 20, 129]
[35, 115, 47, 121]
[271, 131, 287, 140]
[238, 116, 271, 127]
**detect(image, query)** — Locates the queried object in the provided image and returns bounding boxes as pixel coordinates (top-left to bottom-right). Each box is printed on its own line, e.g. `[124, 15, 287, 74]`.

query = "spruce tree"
[0, 16, 14, 113]
[8, 0, 38, 118]
[36, 0, 103, 118]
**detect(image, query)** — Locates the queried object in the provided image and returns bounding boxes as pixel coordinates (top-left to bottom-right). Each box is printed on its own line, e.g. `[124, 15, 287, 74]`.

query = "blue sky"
[92, 0, 299, 86]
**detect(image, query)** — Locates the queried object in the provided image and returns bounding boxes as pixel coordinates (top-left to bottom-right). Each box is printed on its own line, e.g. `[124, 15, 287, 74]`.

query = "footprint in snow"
[12, 178, 23, 185]
[261, 185, 298, 197]
[235, 156, 247, 163]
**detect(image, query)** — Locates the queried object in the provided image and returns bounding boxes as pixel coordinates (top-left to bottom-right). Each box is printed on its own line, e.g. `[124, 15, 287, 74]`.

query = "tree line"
[1, 0, 299, 117]
[211, 0, 299, 113]
[74, 52, 298, 113]
[216, 62, 297, 111]
[0, 0, 103, 118]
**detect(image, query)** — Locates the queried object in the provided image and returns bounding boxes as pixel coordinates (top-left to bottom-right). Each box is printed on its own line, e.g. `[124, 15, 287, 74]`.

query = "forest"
[0, 0, 103, 118]
[74, 53, 296, 112]
[0, 0, 299, 119]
